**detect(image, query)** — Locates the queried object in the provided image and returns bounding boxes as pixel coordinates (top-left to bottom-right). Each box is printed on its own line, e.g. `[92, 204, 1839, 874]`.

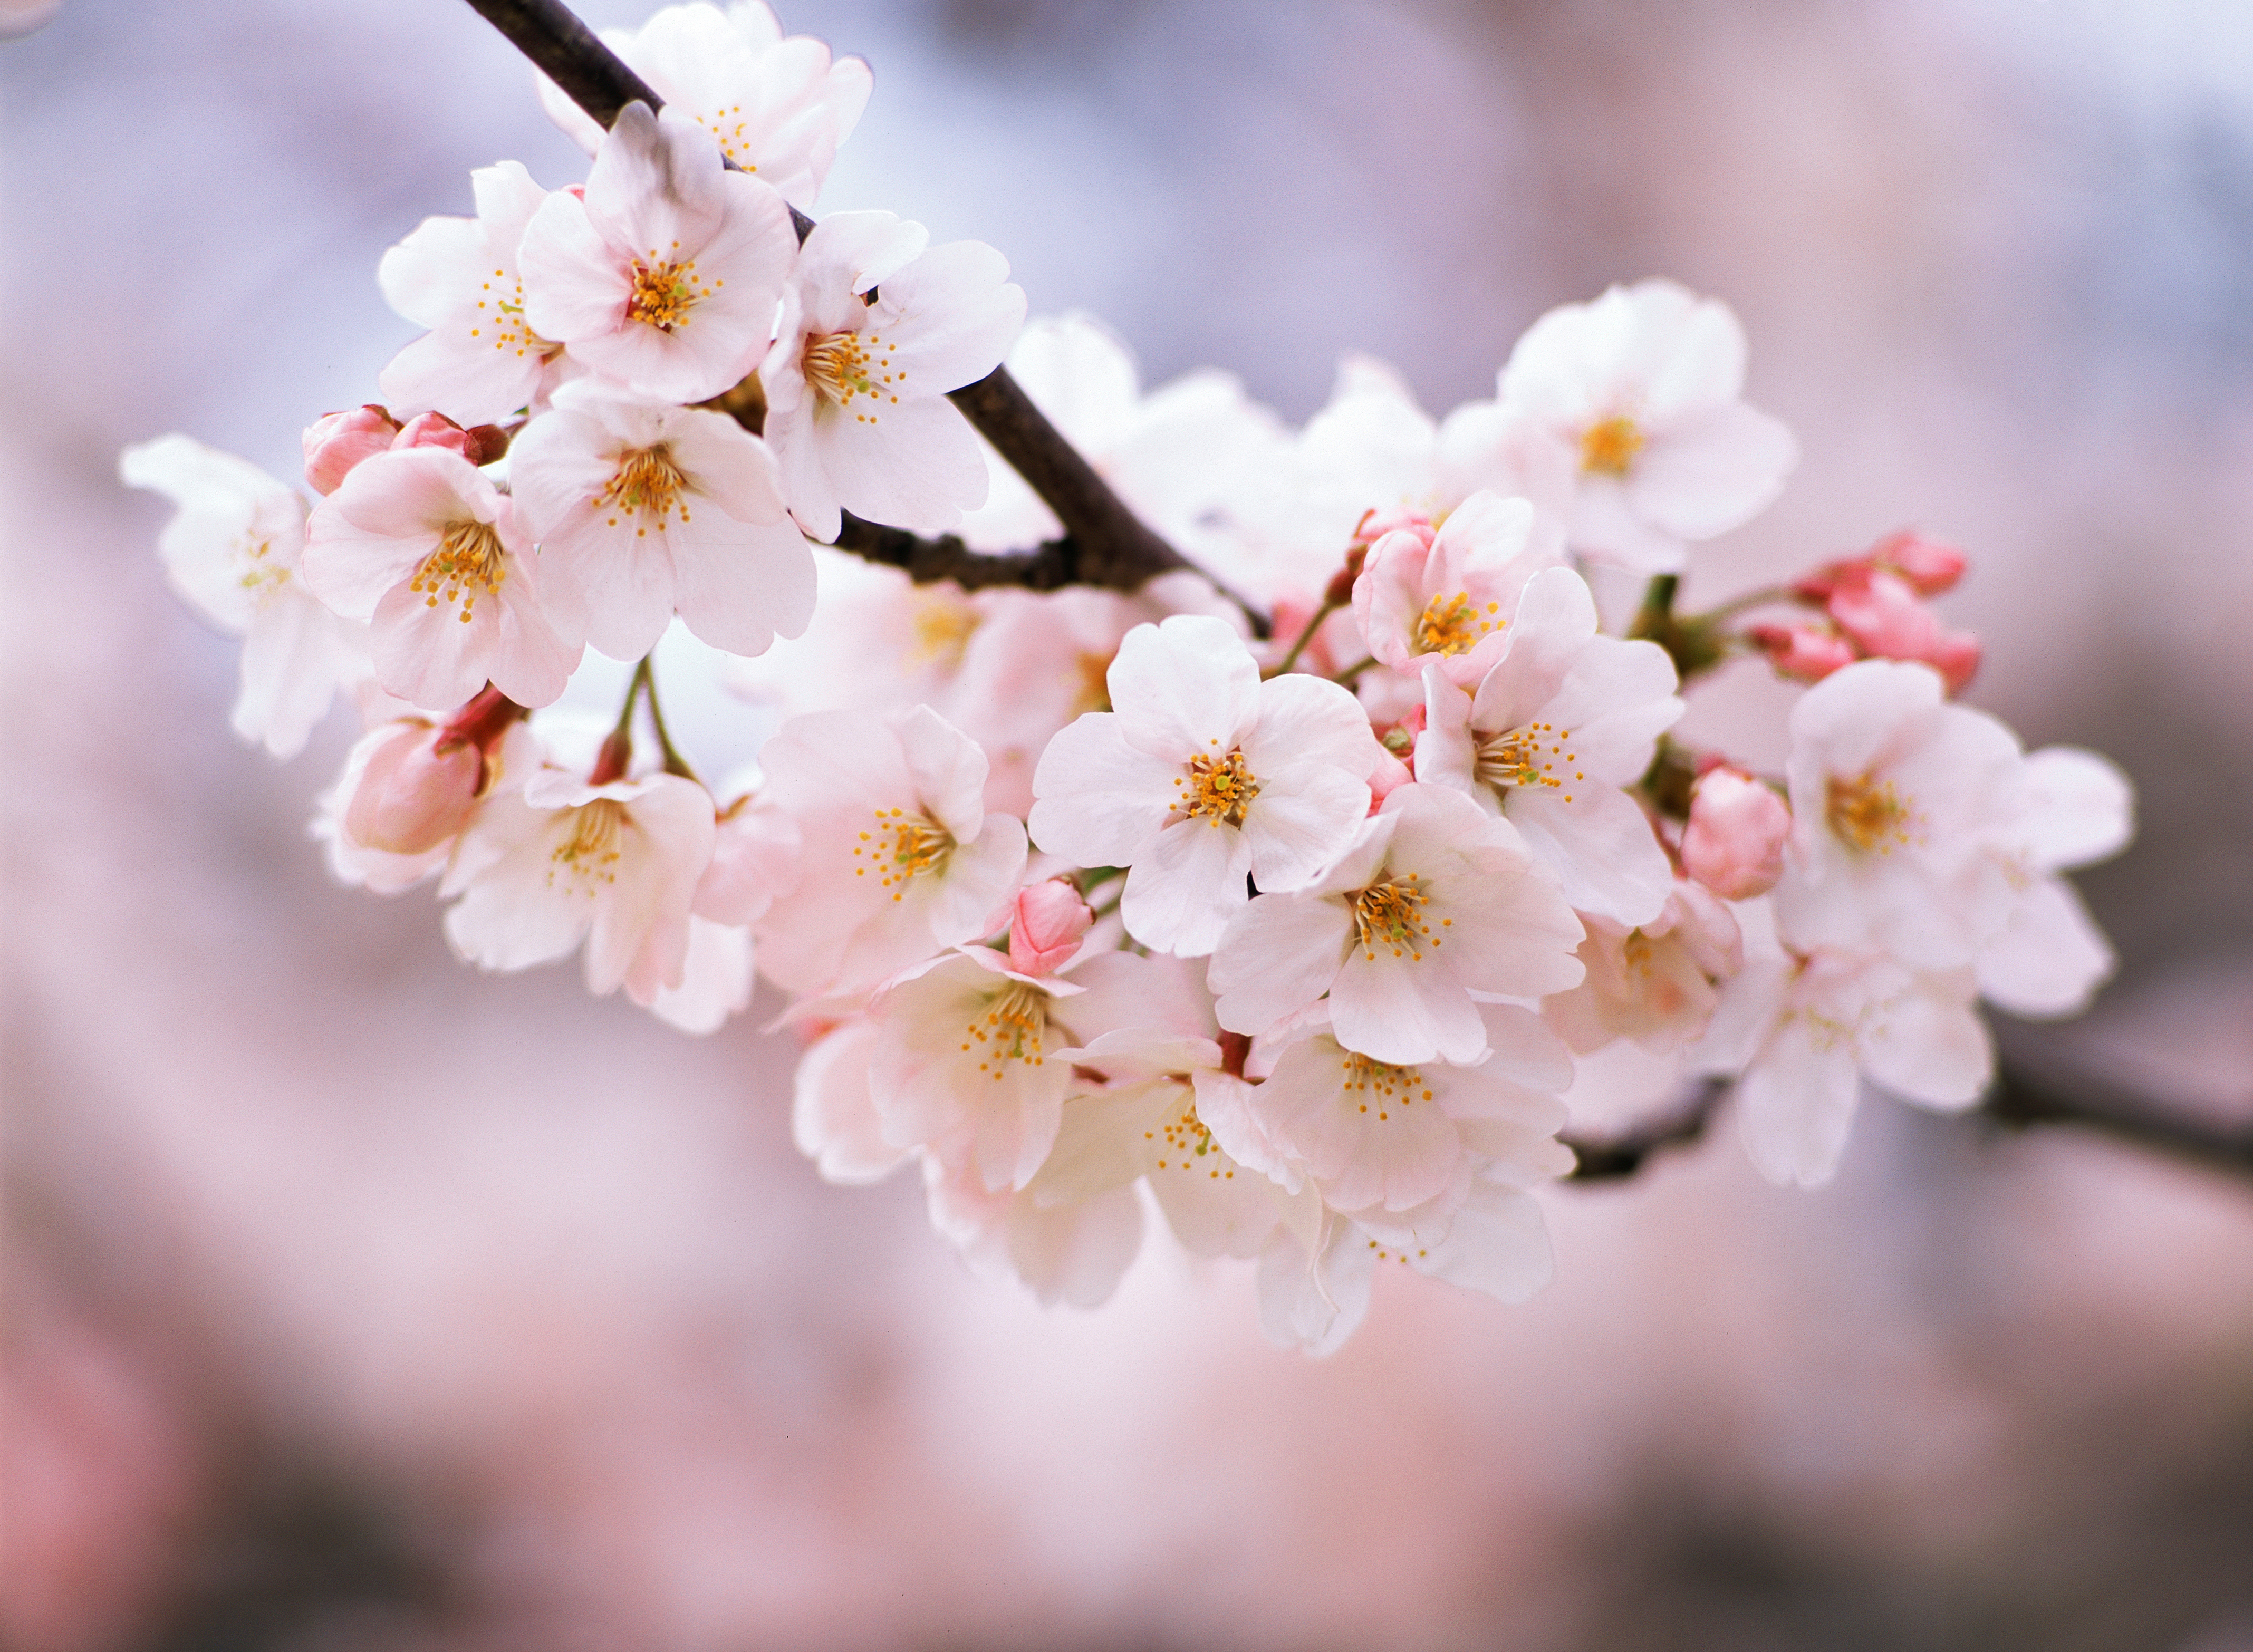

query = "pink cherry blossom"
[1543, 881, 1743, 1056]
[119, 435, 368, 758]
[378, 161, 570, 427]
[535, 1, 871, 210]
[1824, 566, 1981, 692]
[303, 446, 584, 710]
[519, 102, 797, 404]
[508, 382, 813, 660]
[792, 1018, 909, 1186]
[761, 210, 1026, 540]
[302, 406, 401, 494]
[1750, 620, 1859, 683]
[1416, 567, 1682, 925]
[1351, 489, 1558, 689]
[1208, 782, 1585, 1067]
[442, 761, 718, 1006]
[1006, 880, 1093, 977]
[753, 704, 1027, 996]
[1681, 765, 1790, 899]
[1028, 614, 1379, 957]
[1497, 279, 1799, 573]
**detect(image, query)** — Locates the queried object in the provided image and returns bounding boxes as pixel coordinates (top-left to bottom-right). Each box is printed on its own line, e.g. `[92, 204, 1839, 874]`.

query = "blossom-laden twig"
[460, 0, 1215, 608]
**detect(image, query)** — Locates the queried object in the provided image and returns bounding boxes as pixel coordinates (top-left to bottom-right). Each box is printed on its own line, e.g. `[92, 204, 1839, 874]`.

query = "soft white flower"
[120, 436, 366, 758]
[1699, 943, 1991, 1189]
[508, 382, 814, 660]
[1208, 782, 1585, 1066]
[646, 916, 755, 1033]
[442, 762, 719, 1006]
[303, 447, 584, 710]
[535, 1, 871, 209]
[753, 704, 1027, 995]
[1416, 567, 1682, 925]
[1544, 881, 1744, 1056]
[921, 1152, 1145, 1311]
[519, 102, 797, 404]
[760, 210, 1026, 540]
[1496, 278, 1798, 573]
[1028, 614, 1378, 957]
[378, 161, 568, 427]
[792, 1017, 910, 1185]
[1972, 747, 2133, 1017]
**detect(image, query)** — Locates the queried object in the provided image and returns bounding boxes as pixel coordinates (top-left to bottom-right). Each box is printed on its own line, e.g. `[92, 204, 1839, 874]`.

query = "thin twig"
[1978, 1049, 2253, 1177]
[458, 0, 1255, 624]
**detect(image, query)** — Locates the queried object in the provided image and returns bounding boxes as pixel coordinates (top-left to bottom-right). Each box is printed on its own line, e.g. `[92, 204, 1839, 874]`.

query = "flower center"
[851, 807, 955, 901]
[625, 252, 712, 333]
[1149, 1094, 1234, 1178]
[961, 980, 1048, 1082]
[906, 594, 978, 672]
[802, 327, 902, 421]
[1170, 747, 1258, 828]
[1580, 415, 1644, 476]
[548, 799, 624, 892]
[410, 519, 506, 624]
[467, 264, 552, 360]
[598, 446, 691, 536]
[1339, 1051, 1434, 1122]
[1349, 874, 1437, 962]
[1472, 722, 1578, 801]
[1414, 590, 1505, 656]
[1825, 771, 1910, 853]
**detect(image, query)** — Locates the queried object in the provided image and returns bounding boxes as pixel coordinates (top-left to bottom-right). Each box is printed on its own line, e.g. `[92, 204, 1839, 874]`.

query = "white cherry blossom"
[1544, 881, 1744, 1056]
[303, 447, 584, 710]
[120, 436, 366, 758]
[1416, 567, 1682, 925]
[1496, 278, 1799, 573]
[508, 382, 814, 660]
[1973, 747, 2133, 1018]
[1028, 614, 1379, 957]
[1208, 782, 1585, 1066]
[760, 210, 1026, 540]
[519, 102, 797, 404]
[921, 1152, 1145, 1310]
[535, 1, 871, 210]
[792, 1017, 910, 1186]
[378, 161, 567, 427]
[753, 704, 1027, 995]
[1351, 489, 1557, 689]
[442, 762, 718, 1007]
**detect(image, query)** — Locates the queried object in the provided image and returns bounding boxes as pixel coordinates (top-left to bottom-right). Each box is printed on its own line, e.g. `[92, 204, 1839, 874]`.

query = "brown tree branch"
[458, 0, 1254, 621]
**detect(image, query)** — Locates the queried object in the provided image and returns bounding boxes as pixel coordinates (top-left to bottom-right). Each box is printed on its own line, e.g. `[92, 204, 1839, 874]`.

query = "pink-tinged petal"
[2018, 747, 2134, 871]
[1328, 945, 1487, 1066]
[1256, 1221, 1373, 1356]
[1737, 1019, 1862, 1189]
[1105, 614, 1260, 760]
[1631, 285, 1747, 419]
[518, 192, 629, 342]
[234, 594, 350, 759]
[441, 795, 598, 970]
[371, 578, 494, 711]
[1629, 402, 1798, 540]
[1413, 671, 1482, 800]
[1538, 634, 1683, 782]
[1976, 877, 2114, 1018]
[793, 1020, 909, 1185]
[1467, 567, 1599, 732]
[503, 407, 619, 540]
[1239, 762, 1370, 892]
[1785, 658, 1946, 786]
[485, 561, 582, 708]
[874, 239, 1027, 391]
[926, 813, 1028, 946]
[668, 409, 788, 524]
[1475, 1002, 1576, 1093]
[588, 775, 716, 999]
[582, 102, 721, 256]
[1241, 670, 1379, 780]
[795, 210, 930, 301]
[646, 922, 755, 1032]
[1567, 475, 1684, 573]
[1411, 1181, 1553, 1303]
[770, 399, 842, 542]
[1062, 951, 1217, 1046]
[1865, 975, 1991, 1109]
[1121, 814, 1254, 957]
[377, 213, 487, 330]
[1505, 784, 1673, 927]
[1257, 1036, 1463, 1213]
[670, 515, 816, 657]
[1027, 714, 1176, 867]
[1210, 894, 1354, 1037]
[804, 394, 990, 534]
[891, 703, 993, 843]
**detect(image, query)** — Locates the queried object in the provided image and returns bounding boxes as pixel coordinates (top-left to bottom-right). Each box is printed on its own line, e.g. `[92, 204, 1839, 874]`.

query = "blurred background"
[5, 0, 2253, 1647]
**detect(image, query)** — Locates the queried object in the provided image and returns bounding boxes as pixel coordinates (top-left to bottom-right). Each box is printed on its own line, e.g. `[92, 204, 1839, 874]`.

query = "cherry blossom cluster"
[121, 1, 2134, 1354]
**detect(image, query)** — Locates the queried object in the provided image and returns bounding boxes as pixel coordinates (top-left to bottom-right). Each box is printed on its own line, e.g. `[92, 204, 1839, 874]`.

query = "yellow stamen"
[1826, 771, 1910, 853]
[1580, 415, 1644, 477]
[1414, 589, 1504, 657]
[1169, 748, 1259, 828]
[408, 519, 506, 624]
[1349, 874, 1434, 962]
[849, 806, 955, 901]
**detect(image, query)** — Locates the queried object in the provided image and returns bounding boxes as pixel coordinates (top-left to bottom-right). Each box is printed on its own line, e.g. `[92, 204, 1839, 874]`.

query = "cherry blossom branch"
[1980, 1045, 2253, 1178]
[458, 0, 1260, 625]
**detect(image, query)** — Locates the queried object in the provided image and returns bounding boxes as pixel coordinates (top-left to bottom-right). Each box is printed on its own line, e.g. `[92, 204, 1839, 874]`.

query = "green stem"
[636, 655, 696, 780]
[1331, 654, 1378, 688]
[1268, 600, 1340, 677]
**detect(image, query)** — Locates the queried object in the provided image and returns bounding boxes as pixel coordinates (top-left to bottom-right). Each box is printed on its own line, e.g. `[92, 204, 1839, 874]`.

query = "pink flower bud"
[1007, 879, 1094, 977]
[1869, 529, 1967, 596]
[1749, 622, 1856, 682]
[390, 411, 476, 460]
[1826, 569, 1981, 692]
[302, 404, 401, 495]
[343, 723, 483, 856]
[1351, 505, 1436, 552]
[1681, 767, 1790, 900]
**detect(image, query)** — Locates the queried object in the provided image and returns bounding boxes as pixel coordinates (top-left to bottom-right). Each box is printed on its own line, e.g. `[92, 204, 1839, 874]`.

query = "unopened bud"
[1827, 569, 1980, 693]
[302, 405, 400, 495]
[390, 411, 476, 460]
[1008, 878, 1094, 977]
[1869, 529, 1967, 596]
[344, 723, 481, 855]
[1749, 622, 1856, 682]
[1681, 767, 1790, 900]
